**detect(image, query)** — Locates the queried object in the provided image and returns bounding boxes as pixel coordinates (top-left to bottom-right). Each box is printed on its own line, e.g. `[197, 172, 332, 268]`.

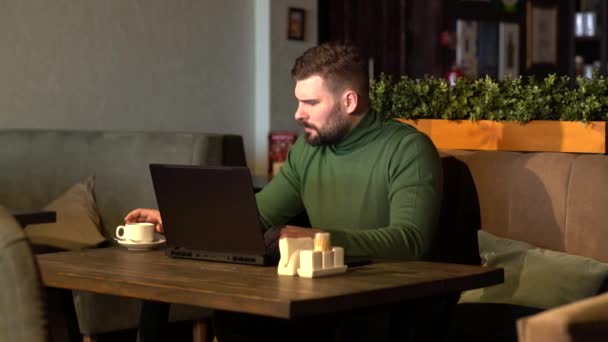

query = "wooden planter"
[397, 119, 607, 154]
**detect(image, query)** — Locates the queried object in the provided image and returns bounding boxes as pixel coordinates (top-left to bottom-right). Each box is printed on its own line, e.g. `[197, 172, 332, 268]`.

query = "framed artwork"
[287, 7, 306, 41]
[456, 19, 479, 79]
[526, 1, 558, 67]
[499, 23, 520, 80]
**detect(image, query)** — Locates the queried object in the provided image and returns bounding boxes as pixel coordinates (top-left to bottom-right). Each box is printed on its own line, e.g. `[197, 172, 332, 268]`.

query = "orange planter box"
[398, 119, 607, 154]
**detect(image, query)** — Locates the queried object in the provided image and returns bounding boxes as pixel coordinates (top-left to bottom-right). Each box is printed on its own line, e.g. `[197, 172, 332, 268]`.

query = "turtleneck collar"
[328, 110, 383, 155]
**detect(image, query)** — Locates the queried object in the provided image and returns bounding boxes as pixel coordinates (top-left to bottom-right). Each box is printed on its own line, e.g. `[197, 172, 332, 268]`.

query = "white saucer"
[115, 236, 166, 251]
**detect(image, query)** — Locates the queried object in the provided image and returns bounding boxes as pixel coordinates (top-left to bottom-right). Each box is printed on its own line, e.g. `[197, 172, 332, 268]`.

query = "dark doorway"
[318, 0, 444, 78]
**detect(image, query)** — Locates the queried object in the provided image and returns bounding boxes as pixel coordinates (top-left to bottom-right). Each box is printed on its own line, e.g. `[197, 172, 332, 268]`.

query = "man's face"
[294, 75, 351, 146]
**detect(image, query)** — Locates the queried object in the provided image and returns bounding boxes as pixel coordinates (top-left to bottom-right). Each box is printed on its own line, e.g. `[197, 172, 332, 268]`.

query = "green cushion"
[511, 248, 608, 308]
[459, 230, 533, 304]
[459, 230, 608, 309]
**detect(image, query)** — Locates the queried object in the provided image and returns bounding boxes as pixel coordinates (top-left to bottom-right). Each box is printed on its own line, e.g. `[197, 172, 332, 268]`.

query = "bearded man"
[127, 42, 443, 342]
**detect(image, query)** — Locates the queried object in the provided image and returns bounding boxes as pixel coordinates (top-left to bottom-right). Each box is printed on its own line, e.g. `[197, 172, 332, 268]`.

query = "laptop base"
[165, 246, 277, 266]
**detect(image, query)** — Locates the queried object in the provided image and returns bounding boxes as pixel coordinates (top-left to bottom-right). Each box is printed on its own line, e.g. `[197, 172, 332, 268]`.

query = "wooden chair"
[517, 292, 608, 342]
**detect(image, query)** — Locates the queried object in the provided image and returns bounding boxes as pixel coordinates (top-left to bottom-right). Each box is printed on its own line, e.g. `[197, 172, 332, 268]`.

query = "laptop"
[149, 164, 278, 266]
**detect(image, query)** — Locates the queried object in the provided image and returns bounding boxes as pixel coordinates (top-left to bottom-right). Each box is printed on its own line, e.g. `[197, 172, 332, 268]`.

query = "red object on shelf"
[440, 31, 457, 49]
[444, 65, 464, 86]
[268, 132, 298, 179]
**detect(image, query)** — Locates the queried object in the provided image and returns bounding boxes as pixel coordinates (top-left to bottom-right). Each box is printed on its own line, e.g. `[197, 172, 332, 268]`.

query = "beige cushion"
[25, 176, 106, 250]
[460, 230, 608, 309]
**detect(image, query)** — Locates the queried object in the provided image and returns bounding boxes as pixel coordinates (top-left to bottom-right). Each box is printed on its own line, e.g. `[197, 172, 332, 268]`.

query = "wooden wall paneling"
[406, 0, 444, 77]
[319, 0, 412, 78]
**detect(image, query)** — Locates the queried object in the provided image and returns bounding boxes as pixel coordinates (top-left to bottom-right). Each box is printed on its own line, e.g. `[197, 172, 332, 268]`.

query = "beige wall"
[0, 0, 317, 174]
[0, 0, 256, 167]
[270, 0, 318, 133]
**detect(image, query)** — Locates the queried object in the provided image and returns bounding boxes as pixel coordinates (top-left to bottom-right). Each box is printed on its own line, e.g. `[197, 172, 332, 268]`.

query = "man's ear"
[343, 90, 359, 115]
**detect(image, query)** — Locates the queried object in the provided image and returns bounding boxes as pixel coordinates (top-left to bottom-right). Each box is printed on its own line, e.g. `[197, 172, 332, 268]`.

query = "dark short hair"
[291, 42, 369, 98]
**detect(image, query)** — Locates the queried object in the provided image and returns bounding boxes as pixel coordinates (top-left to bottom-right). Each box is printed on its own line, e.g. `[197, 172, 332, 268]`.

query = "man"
[126, 42, 442, 341]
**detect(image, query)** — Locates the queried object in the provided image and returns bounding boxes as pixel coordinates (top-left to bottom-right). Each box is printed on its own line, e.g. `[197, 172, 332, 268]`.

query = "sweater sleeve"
[323, 133, 443, 260]
[255, 140, 306, 230]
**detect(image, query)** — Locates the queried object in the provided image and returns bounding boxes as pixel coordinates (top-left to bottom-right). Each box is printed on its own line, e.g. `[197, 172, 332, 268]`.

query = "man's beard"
[299, 105, 351, 146]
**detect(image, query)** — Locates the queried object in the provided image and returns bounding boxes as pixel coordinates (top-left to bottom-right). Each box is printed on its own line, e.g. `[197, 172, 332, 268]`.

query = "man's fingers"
[264, 226, 282, 245]
[125, 215, 145, 223]
[124, 209, 143, 223]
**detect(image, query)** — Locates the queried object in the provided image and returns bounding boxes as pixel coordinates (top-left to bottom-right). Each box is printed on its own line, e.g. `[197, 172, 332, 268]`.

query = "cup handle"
[116, 225, 126, 239]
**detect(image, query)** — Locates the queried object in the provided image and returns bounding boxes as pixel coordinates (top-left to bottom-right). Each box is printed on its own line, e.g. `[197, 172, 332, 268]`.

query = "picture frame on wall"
[287, 7, 306, 41]
[526, 2, 558, 67]
[499, 22, 520, 80]
[456, 19, 479, 79]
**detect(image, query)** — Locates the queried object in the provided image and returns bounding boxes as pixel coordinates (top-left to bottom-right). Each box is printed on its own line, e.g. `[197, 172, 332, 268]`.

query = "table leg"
[137, 300, 170, 342]
[46, 288, 82, 342]
[192, 319, 209, 342]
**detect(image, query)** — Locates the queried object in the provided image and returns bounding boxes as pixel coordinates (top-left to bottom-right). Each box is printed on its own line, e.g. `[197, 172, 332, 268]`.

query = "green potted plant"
[370, 74, 608, 153]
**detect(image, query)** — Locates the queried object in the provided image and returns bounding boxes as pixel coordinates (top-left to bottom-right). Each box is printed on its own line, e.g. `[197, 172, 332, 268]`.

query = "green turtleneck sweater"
[256, 111, 442, 259]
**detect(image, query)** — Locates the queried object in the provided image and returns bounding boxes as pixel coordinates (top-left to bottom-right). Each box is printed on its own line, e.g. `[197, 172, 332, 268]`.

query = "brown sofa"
[433, 149, 608, 342]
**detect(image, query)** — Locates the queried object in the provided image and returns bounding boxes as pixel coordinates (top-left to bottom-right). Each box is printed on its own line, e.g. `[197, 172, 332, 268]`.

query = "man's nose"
[294, 106, 306, 121]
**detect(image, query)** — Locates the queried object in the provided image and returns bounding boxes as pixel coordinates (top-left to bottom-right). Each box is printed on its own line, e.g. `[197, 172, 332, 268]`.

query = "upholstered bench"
[0, 130, 246, 341]
[433, 150, 608, 342]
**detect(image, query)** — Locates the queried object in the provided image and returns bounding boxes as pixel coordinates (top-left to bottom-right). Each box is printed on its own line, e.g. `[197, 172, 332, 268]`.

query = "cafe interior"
[2, 0, 608, 341]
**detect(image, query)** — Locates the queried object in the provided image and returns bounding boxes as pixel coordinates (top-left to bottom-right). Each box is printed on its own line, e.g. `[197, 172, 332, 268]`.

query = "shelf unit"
[569, 0, 608, 78]
[318, 0, 608, 80]
[442, 0, 527, 80]
[443, 0, 608, 81]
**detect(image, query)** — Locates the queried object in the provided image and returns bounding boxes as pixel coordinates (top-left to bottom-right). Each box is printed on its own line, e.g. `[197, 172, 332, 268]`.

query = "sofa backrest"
[438, 149, 608, 263]
[0, 130, 246, 238]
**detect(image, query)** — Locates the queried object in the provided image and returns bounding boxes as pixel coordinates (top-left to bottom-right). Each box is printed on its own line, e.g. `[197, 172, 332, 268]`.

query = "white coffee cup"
[116, 223, 155, 242]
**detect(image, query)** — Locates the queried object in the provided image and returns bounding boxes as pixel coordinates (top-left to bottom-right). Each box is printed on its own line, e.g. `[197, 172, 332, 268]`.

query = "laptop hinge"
[165, 246, 268, 265]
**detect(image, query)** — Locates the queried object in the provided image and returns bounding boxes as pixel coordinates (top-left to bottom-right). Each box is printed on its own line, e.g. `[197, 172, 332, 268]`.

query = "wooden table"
[37, 247, 502, 319]
[10, 209, 56, 228]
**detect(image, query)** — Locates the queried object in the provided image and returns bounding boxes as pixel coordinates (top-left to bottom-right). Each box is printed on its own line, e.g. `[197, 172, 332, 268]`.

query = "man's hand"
[279, 225, 322, 239]
[124, 208, 163, 233]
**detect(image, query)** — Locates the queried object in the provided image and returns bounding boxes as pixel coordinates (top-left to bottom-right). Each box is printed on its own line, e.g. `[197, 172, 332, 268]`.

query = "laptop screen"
[150, 164, 267, 256]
